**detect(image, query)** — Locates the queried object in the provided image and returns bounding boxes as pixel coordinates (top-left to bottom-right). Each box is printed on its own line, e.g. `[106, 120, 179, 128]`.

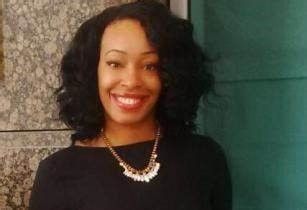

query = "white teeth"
[116, 96, 141, 105]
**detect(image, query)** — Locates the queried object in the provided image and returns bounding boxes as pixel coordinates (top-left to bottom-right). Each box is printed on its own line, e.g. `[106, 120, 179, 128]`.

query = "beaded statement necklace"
[101, 127, 161, 183]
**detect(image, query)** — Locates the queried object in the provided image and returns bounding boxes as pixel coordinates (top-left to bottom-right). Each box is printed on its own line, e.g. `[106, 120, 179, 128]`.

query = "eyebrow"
[105, 49, 157, 56]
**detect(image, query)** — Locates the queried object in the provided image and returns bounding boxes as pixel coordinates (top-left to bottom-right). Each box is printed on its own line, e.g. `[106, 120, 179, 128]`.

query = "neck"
[101, 120, 159, 146]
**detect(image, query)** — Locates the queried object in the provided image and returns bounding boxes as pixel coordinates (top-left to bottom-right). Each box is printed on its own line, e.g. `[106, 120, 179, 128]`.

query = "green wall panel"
[191, 0, 307, 209]
[197, 79, 307, 210]
[192, 0, 307, 82]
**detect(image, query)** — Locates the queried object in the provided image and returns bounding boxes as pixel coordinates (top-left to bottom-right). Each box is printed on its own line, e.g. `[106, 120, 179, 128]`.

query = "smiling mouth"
[116, 96, 141, 105]
[111, 93, 148, 111]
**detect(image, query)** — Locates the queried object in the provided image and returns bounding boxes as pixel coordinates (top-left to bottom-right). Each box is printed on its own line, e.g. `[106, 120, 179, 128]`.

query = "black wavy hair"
[56, 0, 214, 144]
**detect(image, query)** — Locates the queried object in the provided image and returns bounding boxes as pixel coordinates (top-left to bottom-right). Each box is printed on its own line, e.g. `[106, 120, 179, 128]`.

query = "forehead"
[100, 19, 157, 55]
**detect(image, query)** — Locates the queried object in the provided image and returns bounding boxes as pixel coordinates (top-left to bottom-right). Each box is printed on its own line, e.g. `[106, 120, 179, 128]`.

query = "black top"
[29, 134, 232, 210]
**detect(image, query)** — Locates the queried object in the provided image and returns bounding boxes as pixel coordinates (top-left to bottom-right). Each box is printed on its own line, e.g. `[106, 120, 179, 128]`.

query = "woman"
[29, 0, 232, 209]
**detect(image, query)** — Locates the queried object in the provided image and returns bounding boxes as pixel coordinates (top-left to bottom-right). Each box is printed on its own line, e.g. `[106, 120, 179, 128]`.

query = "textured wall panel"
[0, 147, 61, 209]
[0, 0, 4, 79]
[0, 131, 71, 209]
[0, 0, 134, 130]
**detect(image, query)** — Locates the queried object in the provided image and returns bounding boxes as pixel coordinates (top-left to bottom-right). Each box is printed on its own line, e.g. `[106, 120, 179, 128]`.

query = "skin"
[76, 19, 161, 147]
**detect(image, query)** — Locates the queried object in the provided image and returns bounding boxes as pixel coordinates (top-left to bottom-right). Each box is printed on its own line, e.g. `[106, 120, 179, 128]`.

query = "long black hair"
[56, 0, 214, 144]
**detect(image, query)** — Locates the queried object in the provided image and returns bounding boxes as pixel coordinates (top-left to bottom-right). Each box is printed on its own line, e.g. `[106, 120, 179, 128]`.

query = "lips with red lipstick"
[110, 93, 149, 111]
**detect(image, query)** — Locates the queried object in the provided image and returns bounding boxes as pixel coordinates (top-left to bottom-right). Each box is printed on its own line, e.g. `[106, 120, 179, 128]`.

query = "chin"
[107, 111, 156, 127]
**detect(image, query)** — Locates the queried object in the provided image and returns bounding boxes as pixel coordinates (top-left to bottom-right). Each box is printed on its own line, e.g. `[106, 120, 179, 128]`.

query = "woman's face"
[98, 19, 161, 127]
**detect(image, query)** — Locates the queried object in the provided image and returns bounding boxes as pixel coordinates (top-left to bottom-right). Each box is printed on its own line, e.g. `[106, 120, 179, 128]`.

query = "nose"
[120, 65, 142, 89]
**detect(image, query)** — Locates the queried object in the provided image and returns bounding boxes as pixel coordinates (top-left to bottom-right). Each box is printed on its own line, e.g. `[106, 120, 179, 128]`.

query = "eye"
[144, 63, 159, 71]
[106, 61, 121, 69]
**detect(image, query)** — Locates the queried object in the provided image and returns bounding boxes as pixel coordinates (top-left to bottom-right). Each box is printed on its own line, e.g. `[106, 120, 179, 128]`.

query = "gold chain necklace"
[101, 127, 161, 183]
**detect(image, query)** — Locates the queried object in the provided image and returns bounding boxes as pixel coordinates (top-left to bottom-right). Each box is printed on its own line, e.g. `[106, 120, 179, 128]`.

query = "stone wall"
[0, 0, 4, 79]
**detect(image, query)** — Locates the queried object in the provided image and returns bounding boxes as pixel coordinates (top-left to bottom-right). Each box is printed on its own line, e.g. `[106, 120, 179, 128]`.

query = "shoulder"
[184, 134, 230, 177]
[178, 133, 226, 157]
[165, 133, 227, 166]
[37, 147, 76, 174]
[178, 133, 229, 171]
[188, 134, 222, 148]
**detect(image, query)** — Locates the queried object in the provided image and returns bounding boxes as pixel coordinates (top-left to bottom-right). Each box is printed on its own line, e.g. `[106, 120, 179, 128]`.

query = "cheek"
[150, 79, 162, 112]
[148, 75, 162, 96]
[97, 70, 113, 101]
[156, 79, 162, 94]
[98, 67, 113, 89]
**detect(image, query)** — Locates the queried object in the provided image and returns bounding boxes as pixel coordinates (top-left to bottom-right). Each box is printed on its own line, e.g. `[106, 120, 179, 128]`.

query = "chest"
[62, 153, 214, 210]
